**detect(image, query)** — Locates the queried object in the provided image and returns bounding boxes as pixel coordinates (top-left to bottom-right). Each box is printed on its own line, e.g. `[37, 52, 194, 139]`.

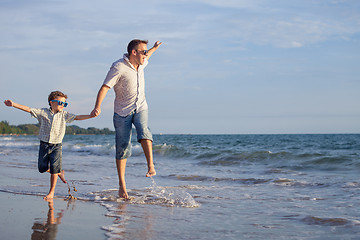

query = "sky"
[1, 0, 359, 134]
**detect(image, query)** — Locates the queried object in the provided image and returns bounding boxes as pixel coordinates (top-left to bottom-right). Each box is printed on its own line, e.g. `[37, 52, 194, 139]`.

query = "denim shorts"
[113, 110, 153, 160]
[38, 141, 62, 174]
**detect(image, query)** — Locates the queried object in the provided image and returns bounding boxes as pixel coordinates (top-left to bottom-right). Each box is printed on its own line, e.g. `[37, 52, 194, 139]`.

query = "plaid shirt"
[30, 108, 76, 144]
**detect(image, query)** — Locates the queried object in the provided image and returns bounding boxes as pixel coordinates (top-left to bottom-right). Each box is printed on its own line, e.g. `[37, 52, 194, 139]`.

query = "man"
[91, 39, 162, 199]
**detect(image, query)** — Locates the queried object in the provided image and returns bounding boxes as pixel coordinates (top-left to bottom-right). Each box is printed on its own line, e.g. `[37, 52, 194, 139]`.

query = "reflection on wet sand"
[31, 200, 63, 240]
[104, 202, 154, 239]
[31, 181, 78, 239]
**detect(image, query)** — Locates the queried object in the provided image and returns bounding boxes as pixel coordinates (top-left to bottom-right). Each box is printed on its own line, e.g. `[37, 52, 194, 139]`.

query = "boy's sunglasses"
[51, 100, 68, 107]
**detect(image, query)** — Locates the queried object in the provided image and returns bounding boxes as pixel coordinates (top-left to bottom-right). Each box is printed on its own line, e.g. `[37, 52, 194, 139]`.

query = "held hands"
[90, 108, 101, 117]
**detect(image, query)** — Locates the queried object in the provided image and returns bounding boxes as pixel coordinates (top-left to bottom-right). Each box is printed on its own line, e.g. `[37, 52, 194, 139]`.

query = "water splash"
[64, 181, 78, 201]
[90, 178, 200, 208]
[142, 177, 200, 208]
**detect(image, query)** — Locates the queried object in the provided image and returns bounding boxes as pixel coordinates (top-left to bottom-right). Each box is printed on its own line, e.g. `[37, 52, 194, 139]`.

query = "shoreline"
[0, 133, 113, 136]
[0, 191, 112, 240]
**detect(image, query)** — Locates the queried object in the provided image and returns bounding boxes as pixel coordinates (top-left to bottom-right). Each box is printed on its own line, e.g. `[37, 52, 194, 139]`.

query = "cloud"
[164, 0, 360, 49]
[1, 0, 360, 133]
[2, 0, 359, 56]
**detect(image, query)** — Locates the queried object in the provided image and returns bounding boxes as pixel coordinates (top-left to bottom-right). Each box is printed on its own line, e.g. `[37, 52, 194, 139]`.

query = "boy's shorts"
[38, 141, 62, 174]
[113, 110, 153, 160]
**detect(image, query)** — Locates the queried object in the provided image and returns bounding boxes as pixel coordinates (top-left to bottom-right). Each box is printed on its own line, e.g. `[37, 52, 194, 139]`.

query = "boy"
[4, 91, 93, 200]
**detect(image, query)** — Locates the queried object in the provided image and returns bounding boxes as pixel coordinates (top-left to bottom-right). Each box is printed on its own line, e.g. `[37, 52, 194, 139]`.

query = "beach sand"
[0, 191, 112, 240]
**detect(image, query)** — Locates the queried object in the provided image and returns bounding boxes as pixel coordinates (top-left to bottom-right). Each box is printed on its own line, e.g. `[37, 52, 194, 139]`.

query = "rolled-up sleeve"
[64, 112, 77, 123]
[30, 108, 41, 119]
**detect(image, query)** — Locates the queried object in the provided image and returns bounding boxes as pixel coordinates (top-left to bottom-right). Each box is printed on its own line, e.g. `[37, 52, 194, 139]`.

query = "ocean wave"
[194, 151, 273, 166]
[301, 216, 359, 226]
[164, 174, 334, 189]
[62, 142, 115, 156]
[151, 134, 360, 173]
[167, 174, 271, 185]
[304, 156, 353, 165]
[153, 143, 192, 158]
[272, 178, 314, 187]
[0, 137, 38, 150]
[2, 135, 360, 173]
[152, 143, 356, 166]
[343, 181, 360, 188]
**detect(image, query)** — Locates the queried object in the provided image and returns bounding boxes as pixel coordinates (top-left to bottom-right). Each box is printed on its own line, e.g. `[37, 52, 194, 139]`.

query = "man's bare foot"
[58, 170, 67, 184]
[146, 166, 156, 177]
[44, 198, 54, 204]
[119, 187, 129, 200]
[43, 192, 55, 200]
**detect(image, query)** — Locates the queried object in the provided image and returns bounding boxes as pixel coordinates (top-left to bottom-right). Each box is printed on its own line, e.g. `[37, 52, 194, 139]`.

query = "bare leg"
[140, 139, 156, 177]
[44, 174, 58, 200]
[116, 159, 129, 199]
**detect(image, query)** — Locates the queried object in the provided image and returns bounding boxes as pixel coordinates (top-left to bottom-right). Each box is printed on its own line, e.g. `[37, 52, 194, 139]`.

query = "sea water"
[1, 134, 360, 239]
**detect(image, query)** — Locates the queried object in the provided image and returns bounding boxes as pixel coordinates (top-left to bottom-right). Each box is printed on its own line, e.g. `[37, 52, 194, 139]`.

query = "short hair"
[127, 39, 148, 55]
[48, 91, 68, 106]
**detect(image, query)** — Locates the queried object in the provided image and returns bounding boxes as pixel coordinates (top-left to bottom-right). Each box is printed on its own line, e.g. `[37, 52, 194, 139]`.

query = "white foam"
[145, 178, 200, 208]
[343, 182, 360, 188]
[89, 181, 200, 208]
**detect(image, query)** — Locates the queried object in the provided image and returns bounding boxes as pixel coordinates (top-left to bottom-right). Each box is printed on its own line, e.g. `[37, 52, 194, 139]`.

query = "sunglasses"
[51, 100, 68, 107]
[136, 49, 149, 55]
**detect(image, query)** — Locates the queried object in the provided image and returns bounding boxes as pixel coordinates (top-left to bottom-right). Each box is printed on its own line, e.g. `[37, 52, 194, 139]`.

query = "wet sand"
[0, 191, 112, 240]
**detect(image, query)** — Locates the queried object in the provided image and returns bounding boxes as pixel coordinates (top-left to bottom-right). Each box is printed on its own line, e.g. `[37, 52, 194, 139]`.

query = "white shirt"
[103, 54, 149, 117]
[30, 108, 76, 144]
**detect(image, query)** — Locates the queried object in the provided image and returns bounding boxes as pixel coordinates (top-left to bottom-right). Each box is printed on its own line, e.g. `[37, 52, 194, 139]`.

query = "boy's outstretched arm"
[74, 114, 94, 121]
[4, 100, 31, 113]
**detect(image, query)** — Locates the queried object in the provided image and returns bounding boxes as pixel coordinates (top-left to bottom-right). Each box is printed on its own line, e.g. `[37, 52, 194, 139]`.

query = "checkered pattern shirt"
[30, 108, 76, 144]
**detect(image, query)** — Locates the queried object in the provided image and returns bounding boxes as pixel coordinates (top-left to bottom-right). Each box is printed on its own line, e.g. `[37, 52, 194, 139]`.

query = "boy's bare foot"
[119, 187, 129, 200]
[146, 166, 156, 177]
[58, 170, 67, 184]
